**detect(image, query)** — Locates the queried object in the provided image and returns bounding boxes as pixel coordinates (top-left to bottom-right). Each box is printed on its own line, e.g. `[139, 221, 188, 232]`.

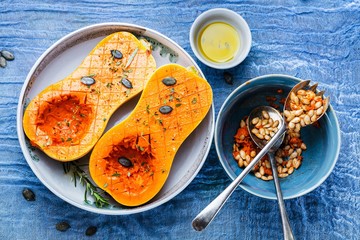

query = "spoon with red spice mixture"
[247, 106, 294, 240]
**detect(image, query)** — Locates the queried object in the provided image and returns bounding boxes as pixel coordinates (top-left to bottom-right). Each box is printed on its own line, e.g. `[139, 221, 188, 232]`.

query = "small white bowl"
[190, 8, 252, 69]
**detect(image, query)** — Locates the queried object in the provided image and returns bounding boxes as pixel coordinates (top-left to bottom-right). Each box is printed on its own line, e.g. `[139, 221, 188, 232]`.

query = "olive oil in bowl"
[198, 22, 240, 63]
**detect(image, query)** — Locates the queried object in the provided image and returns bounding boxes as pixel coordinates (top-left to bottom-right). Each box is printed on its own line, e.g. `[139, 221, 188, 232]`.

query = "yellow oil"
[198, 22, 240, 63]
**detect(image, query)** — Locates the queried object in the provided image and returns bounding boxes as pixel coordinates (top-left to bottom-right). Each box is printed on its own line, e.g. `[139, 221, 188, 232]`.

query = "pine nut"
[296, 148, 302, 155]
[255, 172, 261, 178]
[272, 120, 279, 128]
[301, 98, 310, 105]
[301, 143, 307, 150]
[240, 150, 246, 160]
[251, 117, 260, 125]
[297, 89, 306, 95]
[288, 167, 294, 174]
[293, 158, 301, 169]
[260, 166, 265, 175]
[284, 110, 291, 118]
[262, 110, 270, 119]
[250, 150, 256, 158]
[279, 173, 289, 178]
[261, 176, 269, 181]
[316, 106, 323, 116]
[264, 162, 270, 169]
[276, 156, 283, 164]
[288, 122, 295, 129]
[308, 109, 314, 117]
[311, 114, 317, 122]
[235, 154, 241, 160]
[261, 119, 268, 125]
[286, 159, 293, 168]
[277, 166, 283, 173]
[282, 167, 288, 173]
[294, 109, 304, 116]
[244, 161, 248, 167]
[238, 159, 244, 167]
[246, 155, 251, 162]
[240, 120, 246, 127]
[290, 151, 298, 159]
[267, 175, 273, 180]
[251, 128, 259, 134]
[291, 117, 301, 123]
[255, 133, 264, 139]
[304, 115, 311, 125]
[314, 101, 322, 109]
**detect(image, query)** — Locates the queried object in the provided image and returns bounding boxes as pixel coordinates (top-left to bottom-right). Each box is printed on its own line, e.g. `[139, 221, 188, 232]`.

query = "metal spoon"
[247, 106, 294, 240]
[192, 106, 287, 231]
[284, 80, 329, 123]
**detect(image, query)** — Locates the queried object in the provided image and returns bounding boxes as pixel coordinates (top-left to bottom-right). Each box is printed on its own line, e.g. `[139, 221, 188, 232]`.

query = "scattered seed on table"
[85, 226, 97, 236]
[22, 188, 35, 201]
[56, 221, 71, 232]
[0, 56, 6, 68]
[223, 72, 233, 85]
[1, 50, 15, 61]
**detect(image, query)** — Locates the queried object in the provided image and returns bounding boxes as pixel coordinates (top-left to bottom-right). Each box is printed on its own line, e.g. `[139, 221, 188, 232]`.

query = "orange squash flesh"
[89, 64, 213, 206]
[22, 32, 156, 161]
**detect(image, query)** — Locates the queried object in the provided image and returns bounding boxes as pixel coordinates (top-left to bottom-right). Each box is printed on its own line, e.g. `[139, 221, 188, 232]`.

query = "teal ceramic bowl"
[215, 74, 340, 199]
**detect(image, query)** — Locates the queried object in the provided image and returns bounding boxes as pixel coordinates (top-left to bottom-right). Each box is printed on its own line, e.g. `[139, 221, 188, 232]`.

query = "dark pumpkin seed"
[159, 105, 173, 114]
[85, 226, 97, 236]
[56, 221, 71, 232]
[121, 78, 133, 89]
[1, 50, 14, 61]
[118, 157, 133, 168]
[162, 77, 177, 86]
[81, 76, 96, 86]
[22, 188, 35, 201]
[223, 72, 233, 85]
[111, 50, 123, 59]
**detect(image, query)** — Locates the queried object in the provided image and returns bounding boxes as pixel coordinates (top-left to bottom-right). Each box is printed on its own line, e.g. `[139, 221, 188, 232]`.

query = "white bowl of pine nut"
[215, 74, 340, 199]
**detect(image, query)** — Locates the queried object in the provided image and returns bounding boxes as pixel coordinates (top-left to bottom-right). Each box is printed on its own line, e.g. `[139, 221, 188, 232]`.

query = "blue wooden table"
[1, 0, 359, 239]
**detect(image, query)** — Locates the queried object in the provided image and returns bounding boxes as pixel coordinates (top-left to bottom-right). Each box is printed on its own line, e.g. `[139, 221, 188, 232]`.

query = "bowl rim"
[215, 74, 341, 199]
[189, 8, 252, 69]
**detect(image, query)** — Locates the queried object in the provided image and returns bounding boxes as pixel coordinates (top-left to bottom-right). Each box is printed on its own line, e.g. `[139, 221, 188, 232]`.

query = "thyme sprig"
[63, 162, 109, 208]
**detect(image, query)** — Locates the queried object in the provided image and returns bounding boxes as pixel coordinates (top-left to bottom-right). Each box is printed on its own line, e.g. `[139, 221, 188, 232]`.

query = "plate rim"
[16, 22, 215, 215]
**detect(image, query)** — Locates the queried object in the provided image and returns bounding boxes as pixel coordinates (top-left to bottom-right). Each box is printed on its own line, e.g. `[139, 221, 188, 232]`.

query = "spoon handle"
[192, 127, 286, 231]
[269, 153, 295, 240]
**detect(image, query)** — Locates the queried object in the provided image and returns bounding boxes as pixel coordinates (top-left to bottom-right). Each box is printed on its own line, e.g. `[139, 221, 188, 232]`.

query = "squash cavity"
[89, 64, 213, 206]
[23, 32, 157, 161]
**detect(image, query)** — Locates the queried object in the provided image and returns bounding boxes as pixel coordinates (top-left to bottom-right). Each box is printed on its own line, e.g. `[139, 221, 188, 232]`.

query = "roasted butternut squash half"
[89, 64, 213, 206]
[23, 32, 156, 161]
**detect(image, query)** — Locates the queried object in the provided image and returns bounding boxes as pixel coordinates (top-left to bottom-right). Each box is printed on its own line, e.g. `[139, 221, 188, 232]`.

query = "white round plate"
[17, 23, 215, 215]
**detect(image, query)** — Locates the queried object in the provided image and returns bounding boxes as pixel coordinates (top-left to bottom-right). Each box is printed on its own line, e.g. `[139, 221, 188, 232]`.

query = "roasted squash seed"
[111, 49, 123, 59]
[56, 221, 71, 232]
[85, 226, 97, 236]
[162, 77, 177, 86]
[118, 157, 133, 168]
[22, 188, 35, 201]
[121, 78, 133, 89]
[159, 105, 173, 114]
[81, 76, 96, 86]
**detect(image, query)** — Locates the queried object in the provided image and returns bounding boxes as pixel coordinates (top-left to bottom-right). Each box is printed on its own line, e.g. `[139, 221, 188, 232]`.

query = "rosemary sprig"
[63, 162, 109, 208]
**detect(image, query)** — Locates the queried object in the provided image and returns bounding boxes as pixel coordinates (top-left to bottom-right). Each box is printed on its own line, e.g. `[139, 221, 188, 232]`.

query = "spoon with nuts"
[248, 106, 294, 240]
[284, 80, 329, 129]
